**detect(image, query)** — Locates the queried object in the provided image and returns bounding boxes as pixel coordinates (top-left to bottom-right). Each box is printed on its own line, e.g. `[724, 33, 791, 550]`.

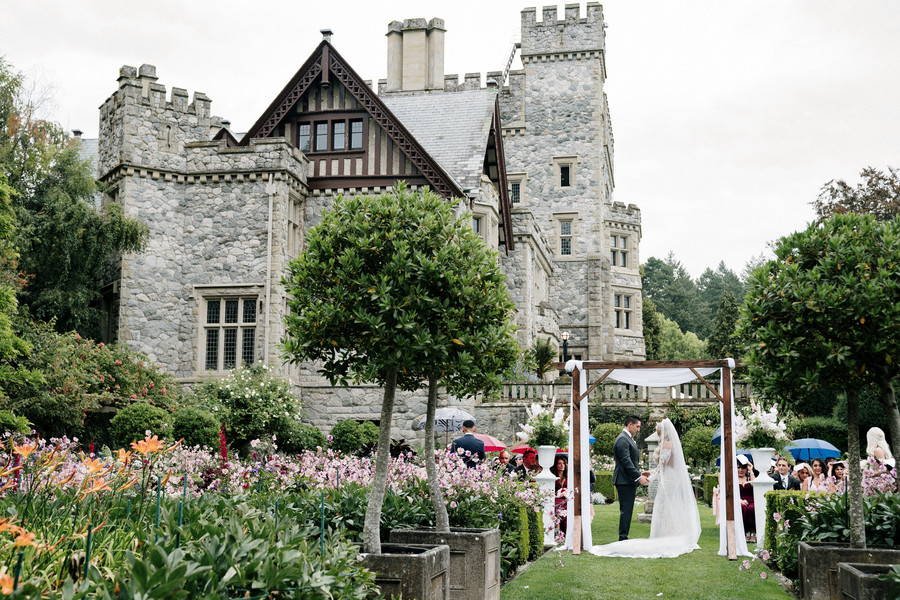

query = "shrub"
[279, 421, 326, 454]
[171, 407, 220, 449]
[0, 410, 30, 437]
[591, 422, 621, 458]
[681, 426, 718, 467]
[594, 471, 617, 503]
[330, 419, 379, 455]
[527, 507, 542, 560]
[109, 401, 171, 446]
[788, 416, 847, 453]
[190, 364, 301, 454]
[517, 504, 530, 565]
[665, 401, 721, 436]
[703, 473, 718, 507]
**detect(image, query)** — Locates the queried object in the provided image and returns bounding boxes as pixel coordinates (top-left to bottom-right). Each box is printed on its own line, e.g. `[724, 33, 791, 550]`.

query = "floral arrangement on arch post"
[733, 399, 789, 452]
[517, 396, 569, 448]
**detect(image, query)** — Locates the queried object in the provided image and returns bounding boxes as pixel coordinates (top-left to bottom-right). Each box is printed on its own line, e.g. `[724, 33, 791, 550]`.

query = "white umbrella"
[414, 407, 475, 432]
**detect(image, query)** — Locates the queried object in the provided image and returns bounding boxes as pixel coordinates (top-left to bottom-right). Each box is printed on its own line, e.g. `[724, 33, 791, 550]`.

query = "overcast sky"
[3, 0, 899, 278]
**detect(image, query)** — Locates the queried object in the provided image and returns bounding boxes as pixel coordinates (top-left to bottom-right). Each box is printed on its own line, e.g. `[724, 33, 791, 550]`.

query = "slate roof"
[381, 90, 497, 193]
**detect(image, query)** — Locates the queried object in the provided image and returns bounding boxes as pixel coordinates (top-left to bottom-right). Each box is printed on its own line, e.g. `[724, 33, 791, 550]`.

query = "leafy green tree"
[0, 57, 148, 337]
[641, 297, 664, 360]
[0, 172, 30, 384]
[656, 315, 706, 360]
[813, 165, 899, 223]
[283, 185, 518, 551]
[706, 291, 742, 360]
[697, 261, 745, 321]
[642, 253, 708, 338]
[737, 213, 900, 548]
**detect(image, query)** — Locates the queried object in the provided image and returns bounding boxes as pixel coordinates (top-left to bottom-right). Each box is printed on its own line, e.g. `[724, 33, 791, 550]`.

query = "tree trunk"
[361, 367, 397, 554]
[846, 387, 866, 549]
[874, 365, 900, 454]
[425, 376, 450, 532]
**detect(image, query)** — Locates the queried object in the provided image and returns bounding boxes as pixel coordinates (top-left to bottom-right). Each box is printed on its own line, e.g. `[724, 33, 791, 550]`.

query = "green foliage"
[279, 421, 326, 454]
[681, 426, 719, 467]
[329, 419, 379, 455]
[788, 416, 848, 453]
[527, 507, 543, 560]
[109, 401, 171, 446]
[703, 473, 718, 506]
[664, 401, 720, 437]
[593, 471, 617, 502]
[706, 290, 743, 360]
[591, 423, 622, 458]
[517, 504, 530, 566]
[0, 409, 29, 436]
[530, 338, 557, 380]
[697, 261, 747, 327]
[641, 296, 664, 360]
[282, 183, 519, 397]
[0, 318, 177, 439]
[738, 213, 900, 408]
[190, 364, 301, 455]
[642, 253, 710, 339]
[763, 490, 817, 577]
[171, 407, 220, 449]
[813, 165, 900, 223]
[832, 387, 889, 451]
[656, 315, 708, 360]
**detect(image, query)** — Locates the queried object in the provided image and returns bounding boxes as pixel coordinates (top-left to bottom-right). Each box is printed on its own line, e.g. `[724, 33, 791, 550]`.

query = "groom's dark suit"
[613, 430, 643, 541]
[772, 472, 801, 491]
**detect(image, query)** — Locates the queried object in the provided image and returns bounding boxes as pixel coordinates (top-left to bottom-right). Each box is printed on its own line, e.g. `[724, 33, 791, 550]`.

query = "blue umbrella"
[589, 434, 596, 444]
[716, 450, 753, 466]
[785, 438, 841, 461]
[712, 426, 722, 445]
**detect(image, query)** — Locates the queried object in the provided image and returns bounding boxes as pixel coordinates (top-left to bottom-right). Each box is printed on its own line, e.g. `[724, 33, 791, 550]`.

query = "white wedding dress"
[590, 419, 701, 559]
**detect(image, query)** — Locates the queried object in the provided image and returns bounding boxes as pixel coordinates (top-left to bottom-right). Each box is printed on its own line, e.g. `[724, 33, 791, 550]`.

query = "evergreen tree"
[641, 297, 664, 360]
[813, 165, 899, 223]
[706, 290, 741, 360]
[641, 252, 708, 338]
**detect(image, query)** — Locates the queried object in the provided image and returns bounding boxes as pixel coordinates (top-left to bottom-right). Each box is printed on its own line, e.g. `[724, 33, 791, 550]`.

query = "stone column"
[637, 431, 659, 524]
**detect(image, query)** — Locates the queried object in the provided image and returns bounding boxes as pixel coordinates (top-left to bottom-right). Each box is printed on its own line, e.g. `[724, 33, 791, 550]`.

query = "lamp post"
[561, 331, 569, 363]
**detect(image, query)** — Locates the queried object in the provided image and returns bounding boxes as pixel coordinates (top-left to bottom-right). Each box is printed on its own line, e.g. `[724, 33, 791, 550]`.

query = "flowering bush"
[734, 399, 789, 450]
[191, 364, 302, 455]
[517, 396, 568, 447]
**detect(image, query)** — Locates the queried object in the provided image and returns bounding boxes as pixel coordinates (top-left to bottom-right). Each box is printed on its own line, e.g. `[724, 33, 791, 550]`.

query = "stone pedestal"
[536, 445, 558, 545]
[637, 431, 659, 524]
[749, 447, 775, 548]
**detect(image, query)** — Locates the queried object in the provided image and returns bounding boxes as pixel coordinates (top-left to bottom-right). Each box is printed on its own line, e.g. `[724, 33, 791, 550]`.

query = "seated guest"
[737, 455, 756, 543]
[828, 461, 847, 493]
[496, 450, 515, 474]
[867, 427, 895, 468]
[772, 457, 800, 490]
[794, 463, 812, 490]
[552, 455, 569, 536]
[807, 458, 829, 492]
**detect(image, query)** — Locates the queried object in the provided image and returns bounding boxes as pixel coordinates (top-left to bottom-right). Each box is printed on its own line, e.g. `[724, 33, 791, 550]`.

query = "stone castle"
[92, 4, 645, 440]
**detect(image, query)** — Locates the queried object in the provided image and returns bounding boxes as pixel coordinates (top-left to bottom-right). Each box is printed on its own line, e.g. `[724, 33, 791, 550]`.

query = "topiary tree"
[279, 422, 326, 454]
[591, 422, 622, 459]
[681, 426, 719, 467]
[283, 184, 518, 552]
[329, 419, 379, 455]
[737, 213, 900, 548]
[171, 407, 220, 449]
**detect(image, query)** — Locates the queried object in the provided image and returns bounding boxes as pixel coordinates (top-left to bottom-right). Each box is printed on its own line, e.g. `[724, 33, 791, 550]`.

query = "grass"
[500, 501, 793, 600]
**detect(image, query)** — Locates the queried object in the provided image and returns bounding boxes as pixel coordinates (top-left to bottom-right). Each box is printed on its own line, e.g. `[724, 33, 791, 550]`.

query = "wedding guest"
[496, 450, 515, 475]
[515, 449, 541, 479]
[737, 455, 756, 543]
[772, 457, 801, 490]
[552, 455, 569, 536]
[794, 463, 812, 489]
[866, 427, 895, 467]
[828, 461, 847, 493]
[807, 458, 829, 491]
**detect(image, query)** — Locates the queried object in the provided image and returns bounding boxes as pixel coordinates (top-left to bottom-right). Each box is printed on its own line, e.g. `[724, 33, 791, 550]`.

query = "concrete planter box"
[390, 527, 501, 600]
[798, 542, 900, 600]
[359, 543, 450, 600]
[838, 563, 895, 600]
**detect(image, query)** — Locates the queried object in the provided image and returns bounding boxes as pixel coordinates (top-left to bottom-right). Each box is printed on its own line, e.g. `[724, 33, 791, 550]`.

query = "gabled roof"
[240, 41, 463, 199]
[381, 90, 495, 193]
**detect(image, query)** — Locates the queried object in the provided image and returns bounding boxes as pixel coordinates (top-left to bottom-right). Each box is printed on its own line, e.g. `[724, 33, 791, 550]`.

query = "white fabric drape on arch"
[559, 359, 749, 556]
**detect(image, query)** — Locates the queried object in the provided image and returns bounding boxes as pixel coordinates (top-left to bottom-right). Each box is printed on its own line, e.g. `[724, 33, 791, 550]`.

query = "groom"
[613, 415, 650, 541]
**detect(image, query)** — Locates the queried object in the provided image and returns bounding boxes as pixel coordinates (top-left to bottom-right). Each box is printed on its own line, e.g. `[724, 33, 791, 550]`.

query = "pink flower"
[773, 512, 781, 522]
[760, 572, 767, 579]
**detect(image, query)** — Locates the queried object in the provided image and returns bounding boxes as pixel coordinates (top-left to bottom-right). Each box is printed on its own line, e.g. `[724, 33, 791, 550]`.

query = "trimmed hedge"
[703, 474, 718, 506]
[527, 507, 543, 560]
[763, 490, 826, 578]
[330, 420, 379, 455]
[594, 470, 617, 502]
[110, 402, 171, 447]
[518, 504, 530, 565]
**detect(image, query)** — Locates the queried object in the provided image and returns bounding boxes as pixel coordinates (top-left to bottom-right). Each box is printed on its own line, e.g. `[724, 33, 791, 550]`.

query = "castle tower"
[500, 4, 645, 361]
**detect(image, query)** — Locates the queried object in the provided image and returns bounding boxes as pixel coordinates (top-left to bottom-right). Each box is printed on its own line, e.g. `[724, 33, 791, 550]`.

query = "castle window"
[472, 216, 482, 235]
[287, 195, 303, 258]
[560, 220, 572, 256]
[204, 297, 257, 371]
[552, 156, 578, 190]
[350, 119, 364, 150]
[510, 182, 520, 203]
[314, 122, 328, 152]
[560, 165, 571, 187]
[614, 294, 632, 329]
[332, 121, 346, 151]
[611, 235, 629, 267]
[298, 123, 311, 153]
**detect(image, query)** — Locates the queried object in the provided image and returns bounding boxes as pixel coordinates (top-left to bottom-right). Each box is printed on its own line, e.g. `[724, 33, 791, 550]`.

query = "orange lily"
[0, 569, 12, 594]
[81, 456, 107, 475]
[165, 438, 184, 453]
[159, 470, 172, 488]
[116, 478, 138, 493]
[115, 448, 132, 464]
[81, 478, 112, 497]
[0, 517, 18, 534]
[13, 442, 37, 459]
[130, 435, 165, 456]
[13, 531, 36, 547]
[0, 466, 23, 478]
[55, 470, 77, 487]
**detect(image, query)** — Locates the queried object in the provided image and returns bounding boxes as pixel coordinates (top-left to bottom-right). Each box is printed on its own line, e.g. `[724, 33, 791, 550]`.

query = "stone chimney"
[384, 17, 445, 92]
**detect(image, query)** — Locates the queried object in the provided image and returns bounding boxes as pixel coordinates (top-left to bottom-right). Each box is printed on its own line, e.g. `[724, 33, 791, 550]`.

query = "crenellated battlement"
[520, 3, 606, 58]
[102, 64, 211, 118]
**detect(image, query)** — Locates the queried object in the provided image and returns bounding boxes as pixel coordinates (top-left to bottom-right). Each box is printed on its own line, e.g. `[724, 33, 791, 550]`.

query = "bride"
[590, 418, 701, 558]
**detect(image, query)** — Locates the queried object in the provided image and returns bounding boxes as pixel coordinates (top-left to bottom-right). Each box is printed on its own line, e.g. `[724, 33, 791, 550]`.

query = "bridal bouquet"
[517, 396, 569, 448]
[734, 399, 789, 450]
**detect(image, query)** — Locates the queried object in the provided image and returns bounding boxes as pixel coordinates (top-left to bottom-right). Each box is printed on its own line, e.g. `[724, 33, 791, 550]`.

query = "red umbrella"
[510, 442, 534, 454]
[473, 433, 506, 452]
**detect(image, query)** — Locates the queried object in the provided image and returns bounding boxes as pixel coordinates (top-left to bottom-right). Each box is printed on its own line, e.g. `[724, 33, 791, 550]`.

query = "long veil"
[590, 418, 701, 559]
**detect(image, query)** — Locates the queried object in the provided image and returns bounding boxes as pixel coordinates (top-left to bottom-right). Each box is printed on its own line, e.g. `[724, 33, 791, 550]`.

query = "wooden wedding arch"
[550, 359, 740, 560]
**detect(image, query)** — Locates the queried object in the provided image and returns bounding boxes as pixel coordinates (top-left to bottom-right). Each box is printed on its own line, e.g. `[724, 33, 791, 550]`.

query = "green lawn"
[500, 501, 792, 600]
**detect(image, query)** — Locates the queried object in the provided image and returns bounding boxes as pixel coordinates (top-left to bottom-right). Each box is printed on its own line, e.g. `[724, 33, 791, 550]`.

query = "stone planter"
[838, 563, 895, 600]
[359, 543, 450, 600]
[390, 527, 501, 600]
[798, 541, 900, 600]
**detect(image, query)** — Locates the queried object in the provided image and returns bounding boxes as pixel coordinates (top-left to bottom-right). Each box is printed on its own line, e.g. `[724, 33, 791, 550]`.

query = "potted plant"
[733, 399, 789, 469]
